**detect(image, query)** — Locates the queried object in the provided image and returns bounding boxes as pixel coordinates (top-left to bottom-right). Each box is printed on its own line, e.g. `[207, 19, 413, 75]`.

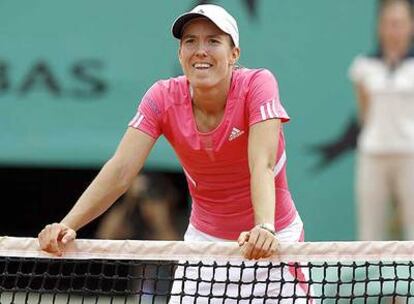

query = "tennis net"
[1, 237, 414, 303]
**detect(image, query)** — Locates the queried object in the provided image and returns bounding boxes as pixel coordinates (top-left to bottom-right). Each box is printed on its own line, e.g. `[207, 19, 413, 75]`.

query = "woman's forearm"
[60, 158, 136, 231]
[60, 129, 155, 231]
[355, 83, 369, 125]
[247, 119, 280, 229]
[250, 166, 276, 226]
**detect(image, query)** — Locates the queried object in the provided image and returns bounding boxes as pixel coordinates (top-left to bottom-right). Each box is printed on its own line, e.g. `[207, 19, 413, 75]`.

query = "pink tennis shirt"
[129, 68, 297, 240]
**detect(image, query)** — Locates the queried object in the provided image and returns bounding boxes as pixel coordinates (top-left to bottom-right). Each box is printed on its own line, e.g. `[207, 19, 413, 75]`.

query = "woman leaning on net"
[349, 0, 414, 241]
[38, 4, 311, 303]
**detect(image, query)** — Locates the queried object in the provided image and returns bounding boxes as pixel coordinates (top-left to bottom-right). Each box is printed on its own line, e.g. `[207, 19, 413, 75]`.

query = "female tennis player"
[38, 4, 310, 303]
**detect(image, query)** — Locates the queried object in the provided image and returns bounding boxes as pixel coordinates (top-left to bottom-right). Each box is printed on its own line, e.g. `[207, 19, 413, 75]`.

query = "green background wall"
[0, 0, 377, 241]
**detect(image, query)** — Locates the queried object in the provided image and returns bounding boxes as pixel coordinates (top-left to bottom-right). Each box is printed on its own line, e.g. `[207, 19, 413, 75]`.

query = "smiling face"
[178, 17, 240, 91]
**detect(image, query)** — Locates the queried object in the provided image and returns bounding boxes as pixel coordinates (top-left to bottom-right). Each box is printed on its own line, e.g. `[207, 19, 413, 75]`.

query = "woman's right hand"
[38, 223, 77, 256]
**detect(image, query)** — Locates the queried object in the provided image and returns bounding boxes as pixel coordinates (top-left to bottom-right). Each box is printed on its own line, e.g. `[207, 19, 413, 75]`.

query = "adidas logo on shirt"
[228, 127, 244, 141]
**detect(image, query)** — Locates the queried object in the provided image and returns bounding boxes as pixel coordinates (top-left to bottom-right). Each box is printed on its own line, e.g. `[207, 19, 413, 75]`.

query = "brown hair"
[379, 0, 414, 18]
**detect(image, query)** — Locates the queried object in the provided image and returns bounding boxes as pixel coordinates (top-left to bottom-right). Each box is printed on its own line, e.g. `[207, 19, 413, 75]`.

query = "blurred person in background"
[94, 172, 180, 298]
[95, 172, 180, 241]
[349, 0, 414, 241]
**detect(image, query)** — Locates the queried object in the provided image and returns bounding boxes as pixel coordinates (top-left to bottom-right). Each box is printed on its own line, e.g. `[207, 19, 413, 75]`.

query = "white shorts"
[168, 213, 312, 304]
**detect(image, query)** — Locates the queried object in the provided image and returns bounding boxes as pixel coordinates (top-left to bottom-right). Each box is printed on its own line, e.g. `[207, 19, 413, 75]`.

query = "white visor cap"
[171, 4, 239, 48]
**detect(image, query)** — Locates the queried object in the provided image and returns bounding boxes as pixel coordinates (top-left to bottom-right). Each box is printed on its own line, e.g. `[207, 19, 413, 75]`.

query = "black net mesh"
[1, 255, 414, 303]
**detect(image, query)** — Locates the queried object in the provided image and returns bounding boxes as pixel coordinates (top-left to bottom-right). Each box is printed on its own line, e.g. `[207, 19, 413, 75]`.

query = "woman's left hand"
[238, 225, 279, 260]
